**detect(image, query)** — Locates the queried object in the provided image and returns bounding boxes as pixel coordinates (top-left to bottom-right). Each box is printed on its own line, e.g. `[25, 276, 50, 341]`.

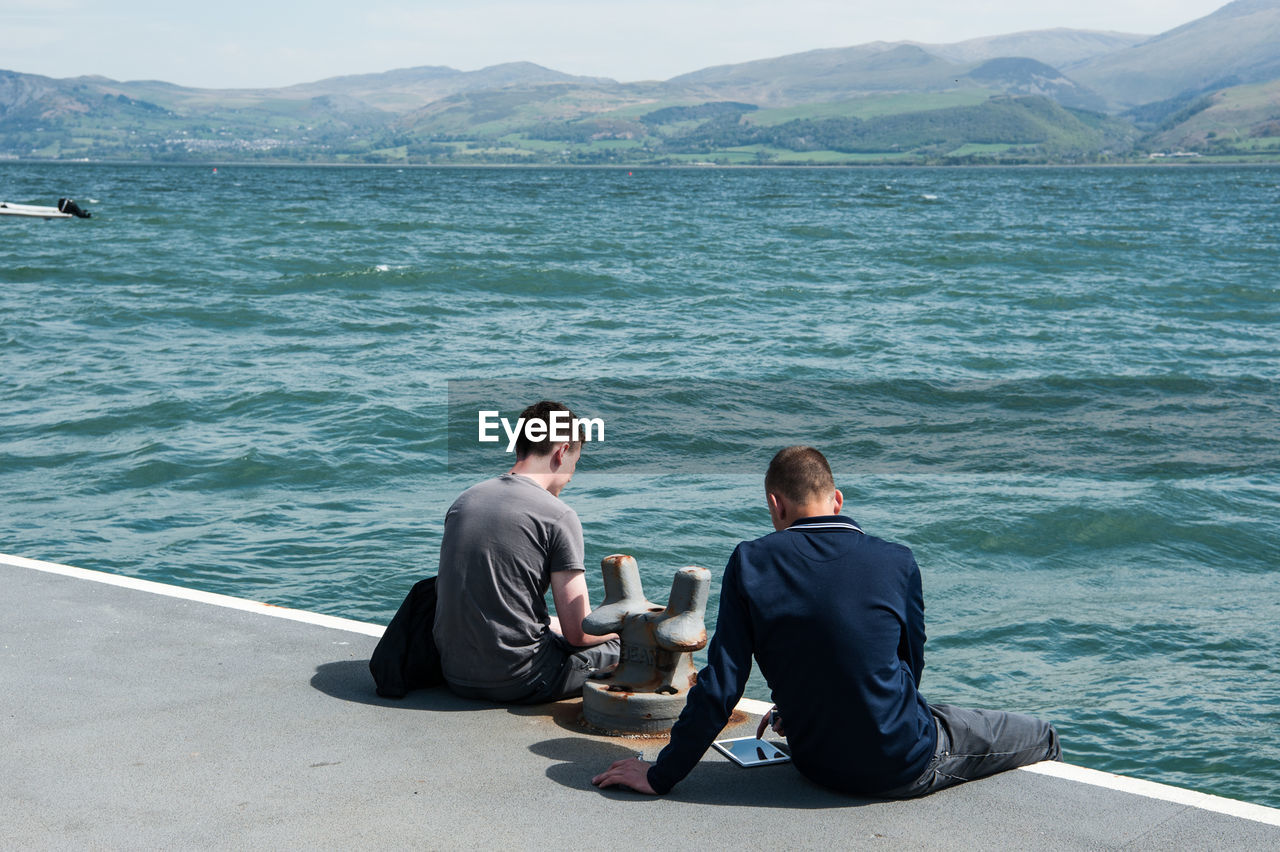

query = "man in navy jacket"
[593, 445, 1059, 797]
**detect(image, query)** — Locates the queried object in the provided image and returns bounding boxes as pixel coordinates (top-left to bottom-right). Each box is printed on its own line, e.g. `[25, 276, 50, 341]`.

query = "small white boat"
[0, 198, 91, 219]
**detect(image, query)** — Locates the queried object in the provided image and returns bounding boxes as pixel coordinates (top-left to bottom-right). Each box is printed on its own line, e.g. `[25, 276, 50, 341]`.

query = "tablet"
[711, 737, 791, 767]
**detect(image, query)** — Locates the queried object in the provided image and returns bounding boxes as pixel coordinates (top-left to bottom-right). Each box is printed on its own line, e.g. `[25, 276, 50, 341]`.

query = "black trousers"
[447, 635, 620, 704]
[882, 703, 1062, 798]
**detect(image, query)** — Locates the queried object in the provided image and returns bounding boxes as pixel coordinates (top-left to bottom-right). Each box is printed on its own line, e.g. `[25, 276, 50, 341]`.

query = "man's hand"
[755, 705, 786, 739]
[592, 757, 657, 794]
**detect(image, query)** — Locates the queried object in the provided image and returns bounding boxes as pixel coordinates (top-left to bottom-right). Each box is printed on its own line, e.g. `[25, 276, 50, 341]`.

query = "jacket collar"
[787, 515, 863, 534]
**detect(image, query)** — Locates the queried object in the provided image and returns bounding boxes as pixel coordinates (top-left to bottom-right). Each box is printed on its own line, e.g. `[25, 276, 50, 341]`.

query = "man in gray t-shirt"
[433, 401, 619, 703]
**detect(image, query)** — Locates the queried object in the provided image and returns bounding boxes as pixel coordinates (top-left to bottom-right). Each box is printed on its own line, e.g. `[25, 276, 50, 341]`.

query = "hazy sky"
[3, 0, 1230, 89]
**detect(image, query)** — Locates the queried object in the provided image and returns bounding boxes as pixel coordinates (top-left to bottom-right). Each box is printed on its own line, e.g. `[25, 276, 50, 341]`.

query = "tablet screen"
[711, 737, 791, 767]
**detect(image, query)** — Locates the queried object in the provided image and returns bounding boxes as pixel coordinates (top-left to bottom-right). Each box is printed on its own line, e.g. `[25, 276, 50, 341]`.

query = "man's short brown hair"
[765, 445, 835, 504]
[514, 400, 581, 460]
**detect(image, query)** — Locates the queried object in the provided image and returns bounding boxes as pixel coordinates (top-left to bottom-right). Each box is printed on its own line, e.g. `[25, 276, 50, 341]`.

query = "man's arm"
[550, 569, 617, 647]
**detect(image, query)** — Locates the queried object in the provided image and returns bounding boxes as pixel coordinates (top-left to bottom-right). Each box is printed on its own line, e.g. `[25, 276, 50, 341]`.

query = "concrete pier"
[3, 553, 1277, 849]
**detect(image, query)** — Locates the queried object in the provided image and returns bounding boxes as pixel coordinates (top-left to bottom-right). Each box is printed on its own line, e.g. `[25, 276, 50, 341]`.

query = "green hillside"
[644, 95, 1134, 163]
[399, 93, 1134, 165]
[1142, 79, 1280, 155]
[0, 70, 395, 161]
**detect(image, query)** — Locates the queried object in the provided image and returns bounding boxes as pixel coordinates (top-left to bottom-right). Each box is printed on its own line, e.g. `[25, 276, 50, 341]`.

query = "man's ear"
[767, 492, 785, 522]
[766, 491, 790, 531]
[832, 489, 844, 514]
[550, 442, 571, 467]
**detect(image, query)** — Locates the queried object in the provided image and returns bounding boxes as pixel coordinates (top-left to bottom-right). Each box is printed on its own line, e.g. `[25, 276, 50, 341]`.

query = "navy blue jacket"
[648, 515, 937, 795]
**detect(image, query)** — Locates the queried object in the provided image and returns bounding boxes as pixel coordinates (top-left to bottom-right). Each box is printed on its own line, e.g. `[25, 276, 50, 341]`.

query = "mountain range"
[2, 0, 1278, 165]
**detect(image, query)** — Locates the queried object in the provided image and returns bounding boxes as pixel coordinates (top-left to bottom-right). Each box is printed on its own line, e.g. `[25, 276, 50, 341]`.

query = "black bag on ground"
[369, 576, 444, 698]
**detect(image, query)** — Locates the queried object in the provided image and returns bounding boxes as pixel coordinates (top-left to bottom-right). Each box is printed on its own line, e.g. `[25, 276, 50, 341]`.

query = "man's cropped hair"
[515, 399, 581, 460]
[765, 445, 836, 505]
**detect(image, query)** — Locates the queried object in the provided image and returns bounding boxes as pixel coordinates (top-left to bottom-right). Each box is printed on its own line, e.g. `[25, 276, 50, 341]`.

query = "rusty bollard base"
[581, 555, 710, 735]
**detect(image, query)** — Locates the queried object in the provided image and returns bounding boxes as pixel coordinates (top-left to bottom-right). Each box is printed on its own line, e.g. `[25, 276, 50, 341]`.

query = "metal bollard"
[581, 554, 710, 735]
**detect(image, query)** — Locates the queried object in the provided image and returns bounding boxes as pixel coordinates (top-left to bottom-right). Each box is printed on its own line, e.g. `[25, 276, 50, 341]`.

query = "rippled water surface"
[2, 162, 1277, 807]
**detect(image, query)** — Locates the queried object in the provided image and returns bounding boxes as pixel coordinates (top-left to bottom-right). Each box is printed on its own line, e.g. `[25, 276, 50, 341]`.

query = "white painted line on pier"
[736, 697, 773, 715]
[6, 551, 1279, 826]
[1, 552, 385, 638]
[1019, 761, 1280, 827]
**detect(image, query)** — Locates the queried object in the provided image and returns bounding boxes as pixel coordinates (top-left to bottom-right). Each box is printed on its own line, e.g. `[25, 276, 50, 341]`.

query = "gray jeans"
[448, 635, 620, 705]
[882, 703, 1062, 798]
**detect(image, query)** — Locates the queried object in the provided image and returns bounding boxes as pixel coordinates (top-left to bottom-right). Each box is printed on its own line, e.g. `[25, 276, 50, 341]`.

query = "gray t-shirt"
[432, 473, 586, 689]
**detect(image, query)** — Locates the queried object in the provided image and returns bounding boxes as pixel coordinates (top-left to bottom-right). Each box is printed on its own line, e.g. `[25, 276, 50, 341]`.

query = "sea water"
[2, 162, 1277, 807]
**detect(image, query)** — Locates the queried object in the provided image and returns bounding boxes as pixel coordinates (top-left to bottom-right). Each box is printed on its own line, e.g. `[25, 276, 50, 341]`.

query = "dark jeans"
[882, 703, 1062, 798]
[447, 635, 620, 704]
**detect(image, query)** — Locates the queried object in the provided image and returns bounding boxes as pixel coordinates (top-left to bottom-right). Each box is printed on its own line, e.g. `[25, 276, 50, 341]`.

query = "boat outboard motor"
[57, 198, 91, 218]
